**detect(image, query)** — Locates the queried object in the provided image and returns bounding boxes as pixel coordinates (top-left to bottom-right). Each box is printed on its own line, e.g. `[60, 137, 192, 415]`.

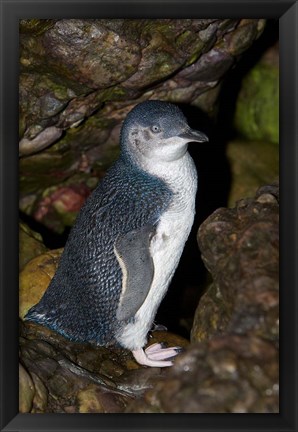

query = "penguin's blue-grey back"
[25, 157, 173, 345]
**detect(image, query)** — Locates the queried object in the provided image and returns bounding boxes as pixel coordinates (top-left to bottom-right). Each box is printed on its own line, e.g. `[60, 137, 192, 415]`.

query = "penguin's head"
[120, 100, 208, 163]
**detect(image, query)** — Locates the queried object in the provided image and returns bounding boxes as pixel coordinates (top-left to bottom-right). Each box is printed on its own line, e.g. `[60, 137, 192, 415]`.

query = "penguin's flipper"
[114, 224, 155, 321]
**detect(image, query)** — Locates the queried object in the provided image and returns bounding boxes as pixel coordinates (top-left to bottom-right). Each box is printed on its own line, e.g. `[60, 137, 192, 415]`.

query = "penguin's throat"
[138, 149, 195, 185]
[132, 142, 189, 167]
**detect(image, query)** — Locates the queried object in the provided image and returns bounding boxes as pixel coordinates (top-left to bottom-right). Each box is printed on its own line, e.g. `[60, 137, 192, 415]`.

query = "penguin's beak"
[178, 128, 209, 143]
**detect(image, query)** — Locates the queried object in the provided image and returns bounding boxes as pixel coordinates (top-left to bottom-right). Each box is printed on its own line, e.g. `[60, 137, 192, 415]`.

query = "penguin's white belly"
[116, 153, 197, 350]
[144, 205, 195, 315]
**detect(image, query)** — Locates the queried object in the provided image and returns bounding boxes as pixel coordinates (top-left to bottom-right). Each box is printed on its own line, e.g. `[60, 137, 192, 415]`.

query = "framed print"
[0, 0, 297, 431]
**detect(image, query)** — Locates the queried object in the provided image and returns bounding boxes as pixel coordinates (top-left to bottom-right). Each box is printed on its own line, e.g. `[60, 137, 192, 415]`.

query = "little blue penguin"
[25, 100, 208, 367]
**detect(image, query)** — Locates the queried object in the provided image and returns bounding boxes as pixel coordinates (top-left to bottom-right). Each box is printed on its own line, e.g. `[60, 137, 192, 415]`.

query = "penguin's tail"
[24, 304, 48, 325]
[23, 301, 90, 343]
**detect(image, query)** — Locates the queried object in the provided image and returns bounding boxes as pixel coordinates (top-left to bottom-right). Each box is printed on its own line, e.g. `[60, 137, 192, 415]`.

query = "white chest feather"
[116, 152, 197, 350]
[150, 154, 197, 279]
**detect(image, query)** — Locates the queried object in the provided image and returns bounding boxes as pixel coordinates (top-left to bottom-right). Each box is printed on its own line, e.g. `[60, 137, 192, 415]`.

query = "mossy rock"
[19, 249, 63, 319]
[19, 222, 47, 271]
[234, 63, 279, 144]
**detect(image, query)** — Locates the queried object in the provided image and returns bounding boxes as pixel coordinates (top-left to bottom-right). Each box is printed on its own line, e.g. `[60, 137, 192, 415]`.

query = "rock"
[234, 43, 279, 144]
[19, 249, 63, 318]
[76, 384, 128, 413]
[19, 359, 49, 413]
[19, 126, 63, 157]
[19, 18, 266, 232]
[125, 334, 278, 413]
[19, 363, 35, 413]
[33, 183, 91, 233]
[191, 182, 279, 344]
[19, 318, 187, 413]
[19, 222, 47, 271]
[226, 139, 279, 206]
[19, 320, 131, 413]
[30, 372, 48, 412]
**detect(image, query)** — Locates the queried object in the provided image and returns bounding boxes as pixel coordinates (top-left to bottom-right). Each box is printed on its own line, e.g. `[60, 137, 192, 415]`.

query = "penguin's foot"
[132, 343, 182, 368]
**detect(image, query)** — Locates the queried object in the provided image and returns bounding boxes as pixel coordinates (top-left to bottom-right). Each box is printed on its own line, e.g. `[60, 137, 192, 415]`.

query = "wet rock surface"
[19, 18, 265, 232]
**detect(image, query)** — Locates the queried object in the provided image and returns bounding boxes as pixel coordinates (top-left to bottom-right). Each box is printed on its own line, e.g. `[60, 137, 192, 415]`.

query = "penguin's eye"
[151, 125, 160, 133]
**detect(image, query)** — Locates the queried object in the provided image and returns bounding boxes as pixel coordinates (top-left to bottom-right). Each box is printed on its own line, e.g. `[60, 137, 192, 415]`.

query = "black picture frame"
[1, 0, 297, 431]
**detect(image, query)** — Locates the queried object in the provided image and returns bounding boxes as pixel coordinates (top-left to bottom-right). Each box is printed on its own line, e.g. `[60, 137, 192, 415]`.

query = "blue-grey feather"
[25, 156, 173, 345]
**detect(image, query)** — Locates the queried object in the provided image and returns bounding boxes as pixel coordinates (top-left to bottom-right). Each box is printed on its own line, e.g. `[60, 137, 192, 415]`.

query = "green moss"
[53, 208, 78, 228]
[175, 29, 205, 67]
[176, 30, 193, 46]
[234, 63, 279, 144]
[185, 48, 203, 67]
[100, 86, 128, 102]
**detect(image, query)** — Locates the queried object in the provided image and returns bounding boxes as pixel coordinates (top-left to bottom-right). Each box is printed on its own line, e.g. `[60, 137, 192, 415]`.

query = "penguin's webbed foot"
[132, 342, 182, 367]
